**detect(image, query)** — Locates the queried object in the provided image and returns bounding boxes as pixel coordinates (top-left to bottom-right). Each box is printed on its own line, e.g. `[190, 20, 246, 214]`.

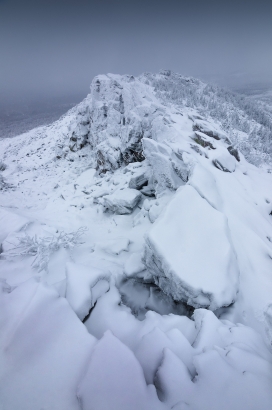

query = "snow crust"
[1, 71, 272, 409]
[144, 185, 239, 309]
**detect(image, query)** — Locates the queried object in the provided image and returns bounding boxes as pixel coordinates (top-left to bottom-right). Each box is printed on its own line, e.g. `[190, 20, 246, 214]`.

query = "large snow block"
[77, 331, 165, 410]
[143, 185, 239, 310]
[0, 278, 96, 410]
[103, 188, 142, 214]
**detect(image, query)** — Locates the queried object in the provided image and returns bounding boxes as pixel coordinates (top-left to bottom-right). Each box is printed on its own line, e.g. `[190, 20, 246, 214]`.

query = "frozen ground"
[1, 71, 272, 409]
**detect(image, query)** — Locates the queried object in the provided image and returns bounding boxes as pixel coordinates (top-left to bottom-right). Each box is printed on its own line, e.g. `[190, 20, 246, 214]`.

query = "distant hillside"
[0, 96, 84, 139]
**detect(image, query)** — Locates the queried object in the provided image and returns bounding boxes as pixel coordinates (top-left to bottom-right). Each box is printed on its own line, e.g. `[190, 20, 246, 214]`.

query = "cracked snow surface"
[1, 72, 272, 410]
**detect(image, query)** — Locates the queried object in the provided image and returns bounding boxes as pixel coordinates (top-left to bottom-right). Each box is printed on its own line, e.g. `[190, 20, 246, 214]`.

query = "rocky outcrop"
[212, 148, 236, 172]
[65, 74, 174, 173]
[227, 145, 240, 162]
[142, 138, 193, 195]
[192, 131, 216, 150]
[103, 188, 142, 214]
[193, 120, 232, 144]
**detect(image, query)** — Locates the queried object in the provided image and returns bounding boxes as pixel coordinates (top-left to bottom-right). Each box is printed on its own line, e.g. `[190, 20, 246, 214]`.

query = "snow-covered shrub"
[0, 161, 7, 171]
[0, 174, 5, 189]
[3, 227, 87, 272]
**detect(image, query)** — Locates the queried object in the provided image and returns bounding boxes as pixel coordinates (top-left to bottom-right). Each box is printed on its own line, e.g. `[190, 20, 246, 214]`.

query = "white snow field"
[1, 71, 272, 409]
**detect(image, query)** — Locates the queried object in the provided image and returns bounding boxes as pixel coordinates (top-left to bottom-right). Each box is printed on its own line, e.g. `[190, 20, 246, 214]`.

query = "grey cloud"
[1, 0, 272, 106]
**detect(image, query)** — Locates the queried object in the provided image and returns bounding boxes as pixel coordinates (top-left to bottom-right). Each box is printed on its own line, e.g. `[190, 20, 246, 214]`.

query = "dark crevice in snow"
[213, 301, 235, 320]
[82, 301, 97, 324]
[118, 277, 194, 320]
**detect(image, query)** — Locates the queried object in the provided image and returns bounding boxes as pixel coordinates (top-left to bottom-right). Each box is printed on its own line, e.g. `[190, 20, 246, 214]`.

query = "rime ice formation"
[1, 71, 272, 410]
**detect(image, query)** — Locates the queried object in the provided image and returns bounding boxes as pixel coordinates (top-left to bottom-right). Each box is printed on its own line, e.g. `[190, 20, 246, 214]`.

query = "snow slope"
[1, 71, 272, 409]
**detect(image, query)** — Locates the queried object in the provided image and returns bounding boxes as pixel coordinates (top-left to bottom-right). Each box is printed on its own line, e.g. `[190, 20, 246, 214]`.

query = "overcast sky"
[1, 0, 272, 105]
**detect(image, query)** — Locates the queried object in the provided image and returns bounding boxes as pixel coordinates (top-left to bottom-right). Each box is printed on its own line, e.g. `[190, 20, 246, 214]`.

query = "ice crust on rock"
[142, 138, 191, 194]
[193, 119, 231, 144]
[103, 188, 142, 214]
[144, 185, 239, 309]
[212, 147, 236, 173]
[128, 170, 149, 190]
[66, 73, 175, 173]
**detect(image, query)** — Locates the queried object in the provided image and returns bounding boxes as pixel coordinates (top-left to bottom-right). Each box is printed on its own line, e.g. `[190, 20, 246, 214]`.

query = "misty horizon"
[1, 0, 272, 138]
[1, 0, 272, 106]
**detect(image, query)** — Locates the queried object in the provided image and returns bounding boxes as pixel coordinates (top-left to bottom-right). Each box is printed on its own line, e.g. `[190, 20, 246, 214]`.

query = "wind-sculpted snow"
[1, 71, 272, 409]
[0, 279, 96, 410]
[144, 185, 239, 310]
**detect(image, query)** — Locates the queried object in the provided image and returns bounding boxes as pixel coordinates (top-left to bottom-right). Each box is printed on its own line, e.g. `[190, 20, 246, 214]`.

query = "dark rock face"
[227, 146, 240, 162]
[122, 149, 145, 165]
[128, 172, 149, 190]
[213, 159, 232, 172]
[192, 132, 215, 150]
[193, 122, 232, 145]
[193, 124, 220, 140]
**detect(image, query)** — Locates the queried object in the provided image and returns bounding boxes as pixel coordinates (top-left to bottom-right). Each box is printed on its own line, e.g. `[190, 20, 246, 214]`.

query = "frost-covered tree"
[150, 72, 272, 165]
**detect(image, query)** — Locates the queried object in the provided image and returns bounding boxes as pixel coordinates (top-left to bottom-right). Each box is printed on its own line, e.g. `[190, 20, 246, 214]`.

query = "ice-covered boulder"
[96, 139, 122, 173]
[67, 104, 90, 152]
[144, 185, 239, 310]
[103, 188, 142, 214]
[212, 147, 236, 172]
[192, 131, 216, 150]
[193, 119, 231, 144]
[227, 145, 240, 161]
[128, 171, 149, 190]
[142, 138, 192, 194]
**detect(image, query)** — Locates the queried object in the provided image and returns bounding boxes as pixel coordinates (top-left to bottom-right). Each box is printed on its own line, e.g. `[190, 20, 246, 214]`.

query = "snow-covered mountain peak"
[62, 71, 243, 178]
[1, 71, 272, 410]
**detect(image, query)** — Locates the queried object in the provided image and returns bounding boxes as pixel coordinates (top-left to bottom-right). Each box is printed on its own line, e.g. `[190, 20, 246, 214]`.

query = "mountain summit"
[1, 71, 272, 410]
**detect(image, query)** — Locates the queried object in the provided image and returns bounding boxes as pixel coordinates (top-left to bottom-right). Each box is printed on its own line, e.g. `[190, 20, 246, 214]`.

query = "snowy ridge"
[1, 71, 272, 409]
